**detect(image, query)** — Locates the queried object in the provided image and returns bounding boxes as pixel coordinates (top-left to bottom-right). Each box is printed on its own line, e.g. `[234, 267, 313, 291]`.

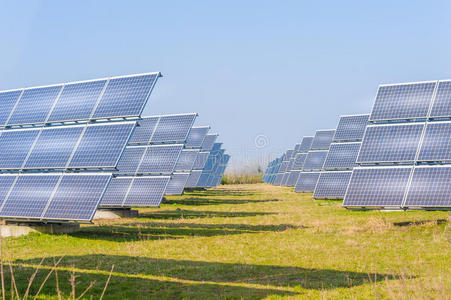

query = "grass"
[221, 174, 263, 184]
[1, 183, 450, 299]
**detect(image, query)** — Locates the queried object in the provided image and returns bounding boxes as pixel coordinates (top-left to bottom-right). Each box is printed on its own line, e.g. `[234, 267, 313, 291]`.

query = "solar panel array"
[343, 80, 451, 209]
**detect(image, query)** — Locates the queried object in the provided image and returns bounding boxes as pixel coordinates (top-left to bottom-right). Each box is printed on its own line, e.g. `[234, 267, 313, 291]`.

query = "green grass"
[2, 184, 450, 299]
[221, 174, 263, 184]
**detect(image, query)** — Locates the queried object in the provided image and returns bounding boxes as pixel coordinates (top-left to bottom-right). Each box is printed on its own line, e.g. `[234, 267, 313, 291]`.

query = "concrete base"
[93, 209, 139, 220]
[0, 222, 80, 238]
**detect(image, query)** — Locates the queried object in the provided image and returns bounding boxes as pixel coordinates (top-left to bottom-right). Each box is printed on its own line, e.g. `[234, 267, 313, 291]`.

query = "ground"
[2, 184, 450, 299]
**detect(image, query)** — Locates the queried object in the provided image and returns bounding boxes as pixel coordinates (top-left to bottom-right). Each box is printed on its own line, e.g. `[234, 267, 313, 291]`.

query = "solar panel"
[47, 79, 107, 122]
[404, 165, 451, 207]
[0, 173, 111, 221]
[285, 150, 294, 161]
[343, 166, 412, 208]
[273, 173, 284, 185]
[357, 123, 424, 164]
[0, 90, 22, 126]
[127, 116, 159, 145]
[323, 142, 361, 170]
[201, 134, 218, 151]
[313, 171, 352, 199]
[310, 130, 335, 150]
[286, 170, 301, 186]
[165, 173, 190, 195]
[429, 80, 451, 118]
[369, 82, 436, 122]
[92, 73, 160, 119]
[211, 143, 223, 151]
[114, 146, 147, 174]
[278, 161, 289, 172]
[151, 113, 197, 143]
[99, 177, 133, 206]
[292, 153, 307, 170]
[0, 129, 40, 169]
[294, 172, 320, 192]
[137, 144, 183, 174]
[185, 170, 202, 187]
[193, 152, 210, 170]
[7, 85, 63, 126]
[417, 121, 451, 162]
[333, 114, 369, 142]
[185, 126, 210, 148]
[280, 172, 290, 186]
[203, 149, 224, 172]
[68, 122, 136, 169]
[303, 151, 328, 171]
[294, 143, 302, 153]
[196, 172, 211, 187]
[299, 136, 314, 152]
[175, 149, 199, 171]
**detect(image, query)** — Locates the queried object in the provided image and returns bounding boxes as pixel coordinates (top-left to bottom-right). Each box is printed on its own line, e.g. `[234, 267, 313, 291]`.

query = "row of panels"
[0, 73, 160, 127]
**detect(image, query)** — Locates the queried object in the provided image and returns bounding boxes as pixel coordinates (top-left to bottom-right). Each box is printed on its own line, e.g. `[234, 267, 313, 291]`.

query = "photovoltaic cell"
[0, 176, 17, 204]
[151, 114, 197, 143]
[68, 122, 135, 168]
[303, 151, 328, 170]
[323, 142, 360, 170]
[211, 143, 223, 151]
[294, 172, 320, 192]
[299, 137, 314, 152]
[357, 123, 424, 164]
[123, 176, 170, 206]
[185, 126, 209, 148]
[197, 172, 211, 187]
[185, 170, 202, 187]
[310, 130, 335, 150]
[343, 167, 412, 207]
[294, 143, 302, 153]
[175, 149, 199, 171]
[47, 80, 107, 122]
[114, 146, 146, 174]
[193, 152, 210, 170]
[286, 170, 301, 186]
[201, 134, 218, 151]
[165, 173, 190, 195]
[92, 73, 159, 119]
[137, 144, 183, 174]
[292, 153, 307, 170]
[404, 166, 451, 207]
[280, 172, 290, 186]
[43, 174, 111, 221]
[333, 114, 369, 141]
[313, 171, 352, 199]
[127, 117, 159, 144]
[429, 80, 451, 118]
[0, 129, 40, 169]
[273, 173, 284, 185]
[8, 85, 63, 125]
[285, 150, 294, 161]
[100, 177, 133, 206]
[370, 82, 436, 121]
[0, 90, 21, 126]
[417, 122, 451, 162]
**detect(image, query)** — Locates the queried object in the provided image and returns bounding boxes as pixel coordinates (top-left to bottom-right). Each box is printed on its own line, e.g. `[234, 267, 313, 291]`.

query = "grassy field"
[2, 184, 450, 299]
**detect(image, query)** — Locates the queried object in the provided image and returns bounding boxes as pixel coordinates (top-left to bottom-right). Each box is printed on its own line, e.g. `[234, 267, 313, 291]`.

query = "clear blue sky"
[1, 1, 451, 172]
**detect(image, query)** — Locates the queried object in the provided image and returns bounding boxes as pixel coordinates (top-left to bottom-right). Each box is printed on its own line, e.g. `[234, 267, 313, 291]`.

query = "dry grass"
[221, 173, 263, 184]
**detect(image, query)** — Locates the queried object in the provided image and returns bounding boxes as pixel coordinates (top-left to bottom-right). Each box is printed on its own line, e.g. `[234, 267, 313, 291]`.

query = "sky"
[1, 0, 451, 172]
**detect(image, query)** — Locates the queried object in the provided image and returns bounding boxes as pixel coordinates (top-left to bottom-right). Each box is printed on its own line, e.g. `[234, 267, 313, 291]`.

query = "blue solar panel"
[193, 152, 210, 170]
[151, 114, 197, 143]
[203, 149, 224, 172]
[299, 136, 314, 152]
[47, 80, 107, 122]
[310, 130, 335, 150]
[165, 173, 190, 195]
[185, 170, 202, 187]
[357, 123, 424, 164]
[0, 174, 60, 219]
[25, 126, 84, 169]
[0, 129, 40, 169]
[43, 174, 111, 221]
[137, 144, 183, 174]
[404, 166, 451, 207]
[0, 90, 21, 126]
[123, 176, 170, 206]
[294, 143, 302, 153]
[333, 114, 369, 142]
[115, 146, 146, 174]
[92, 73, 160, 119]
[370, 82, 436, 121]
[294, 172, 320, 192]
[99, 177, 133, 207]
[280, 172, 290, 186]
[211, 143, 223, 151]
[323, 142, 361, 170]
[303, 151, 328, 171]
[278, 161, 289, 172]
[185, 126, 209, 148]
[429, 80, 451, 118]
[175, 149, 199, 171]
[127, 117, 159, 145]
[313, 171, 352, 199]
[201, 134, 218, 151]
[0, 175, 17, 204]
[68, 122, 135, 168]
[285, 150, 294, 161]
[273, 173, 284, 185]
[286, 170, 301, 186]
[7, 85, 63, 126]
[417, 121, 451, 162]
[197, 172, 211, 187]
[343, 167, 412, 207]
[292, 153, 307, 170]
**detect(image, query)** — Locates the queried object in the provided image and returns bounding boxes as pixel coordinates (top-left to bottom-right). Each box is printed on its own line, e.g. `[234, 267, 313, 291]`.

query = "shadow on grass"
[13, 255, 395, 299]
[137, 209, 276, 220]
[393, 219, 448, 227]
[71, 222, 304, 242]
[163, 197, 279, 206]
